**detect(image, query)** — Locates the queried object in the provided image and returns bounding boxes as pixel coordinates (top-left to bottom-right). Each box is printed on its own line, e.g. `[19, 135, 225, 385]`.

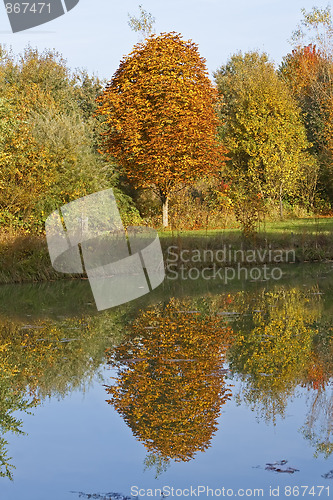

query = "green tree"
[214, 51, 313, 221]
[0, 95, 56, 229]
[0, 46, 142, 231]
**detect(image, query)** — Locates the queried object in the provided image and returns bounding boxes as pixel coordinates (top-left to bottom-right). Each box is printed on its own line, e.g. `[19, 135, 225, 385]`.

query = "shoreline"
[0, 224, 333, 285]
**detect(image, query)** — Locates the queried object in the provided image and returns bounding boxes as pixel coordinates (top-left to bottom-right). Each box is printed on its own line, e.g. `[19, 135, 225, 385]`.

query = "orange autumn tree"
[280, 44, 329, 156]
[97, 33, 227, 227]
[281, 44, 333, 203]
[281, 6, 333, 204]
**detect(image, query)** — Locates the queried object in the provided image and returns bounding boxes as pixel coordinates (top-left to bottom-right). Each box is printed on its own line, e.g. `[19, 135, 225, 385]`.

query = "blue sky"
[0, 0, 330, 81]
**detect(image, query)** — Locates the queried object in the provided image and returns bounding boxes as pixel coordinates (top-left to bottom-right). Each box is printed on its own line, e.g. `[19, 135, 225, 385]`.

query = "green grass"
[158, 217, 333, 266]
[158, 216, 333, 236]
[258, 217, 333, 235]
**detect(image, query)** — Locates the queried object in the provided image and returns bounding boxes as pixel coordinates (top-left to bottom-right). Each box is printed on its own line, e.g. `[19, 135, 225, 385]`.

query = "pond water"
[0, 264, 332, 499]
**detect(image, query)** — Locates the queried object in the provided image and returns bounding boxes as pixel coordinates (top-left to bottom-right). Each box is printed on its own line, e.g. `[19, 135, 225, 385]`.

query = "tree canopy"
[97, 32, 227, 227]
[214, 51, 314, 221]
[281, 7, 333, 205]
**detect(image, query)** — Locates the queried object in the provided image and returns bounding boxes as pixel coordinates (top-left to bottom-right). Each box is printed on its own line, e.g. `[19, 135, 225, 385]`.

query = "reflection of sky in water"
[0, 264, 332, 500]
[1, 366, 331, 500]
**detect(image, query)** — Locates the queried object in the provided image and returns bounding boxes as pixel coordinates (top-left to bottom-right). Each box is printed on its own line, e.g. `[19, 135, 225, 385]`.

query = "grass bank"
[160, 217, 333, 267]
[0, 231, 64, 284]
[1, 217, 333, 284]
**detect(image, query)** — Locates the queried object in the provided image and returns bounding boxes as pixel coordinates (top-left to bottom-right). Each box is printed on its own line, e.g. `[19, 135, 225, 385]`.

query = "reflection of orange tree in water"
[105, 298, 233, 471]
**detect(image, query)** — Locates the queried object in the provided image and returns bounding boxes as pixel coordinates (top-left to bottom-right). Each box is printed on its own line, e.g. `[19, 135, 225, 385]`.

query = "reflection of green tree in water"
[0, 331, 39, 479]
[0, 311, 123, 479]
[105, 298, 232, 470]
[210, 287, 333, 458]
[227, 288, 321, 424]
[0, 380, 37, 479]
[301, 323, 333, 458]
[302, 388, 333, 458]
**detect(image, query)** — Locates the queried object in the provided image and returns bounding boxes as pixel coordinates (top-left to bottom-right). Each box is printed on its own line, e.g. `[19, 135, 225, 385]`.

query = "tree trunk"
[162, 196, 169, 228]
[279, 184, 283, 220]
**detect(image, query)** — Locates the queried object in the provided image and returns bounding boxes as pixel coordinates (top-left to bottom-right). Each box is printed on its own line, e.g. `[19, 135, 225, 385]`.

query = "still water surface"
[0, 264, 332, 499]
